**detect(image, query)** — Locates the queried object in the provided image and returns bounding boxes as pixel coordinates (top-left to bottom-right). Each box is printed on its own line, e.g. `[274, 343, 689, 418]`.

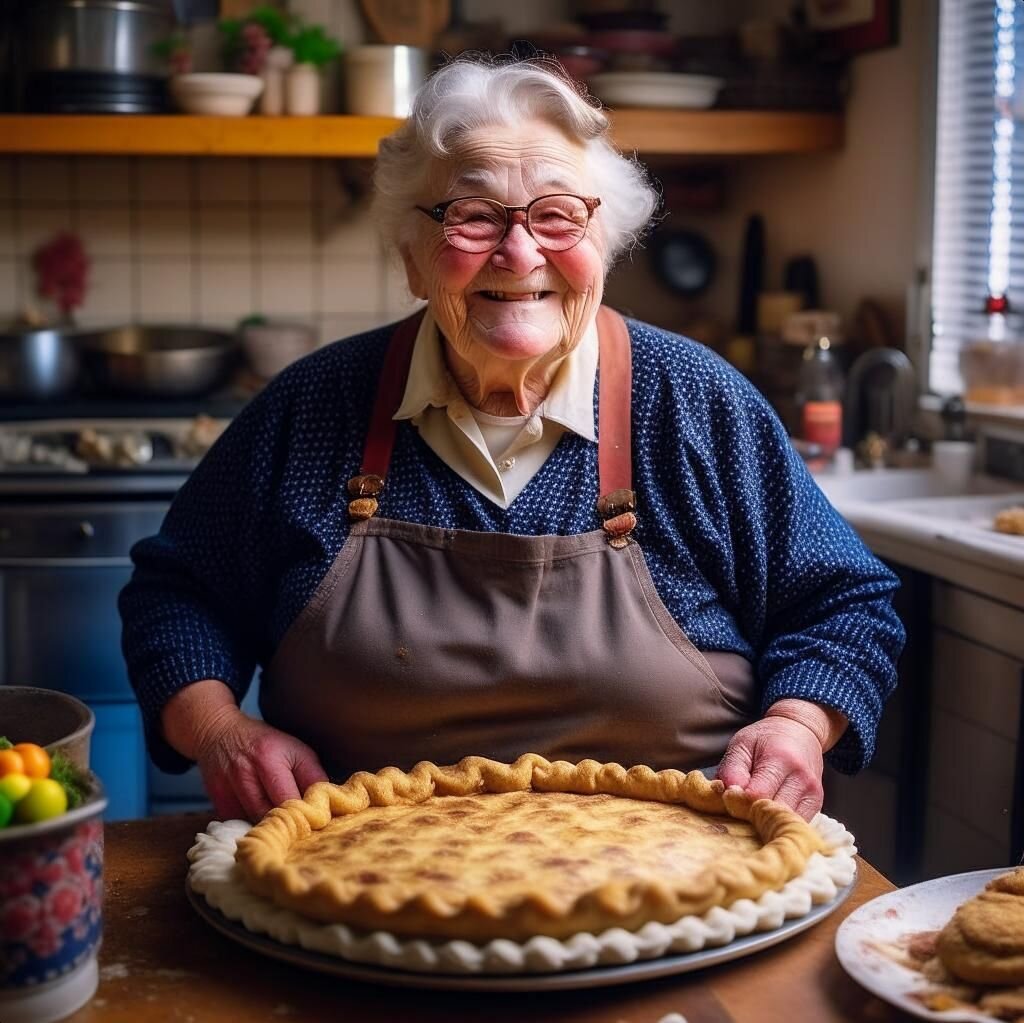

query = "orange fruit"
[0, 749, 25, 777]
[12, 743, 50, 779]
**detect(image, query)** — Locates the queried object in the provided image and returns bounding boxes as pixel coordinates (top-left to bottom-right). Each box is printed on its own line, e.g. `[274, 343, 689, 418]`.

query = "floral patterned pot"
[0, 781, 107, 1023]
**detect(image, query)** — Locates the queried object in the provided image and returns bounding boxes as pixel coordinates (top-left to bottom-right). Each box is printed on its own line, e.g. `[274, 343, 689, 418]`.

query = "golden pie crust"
[234, 754, 825, 942]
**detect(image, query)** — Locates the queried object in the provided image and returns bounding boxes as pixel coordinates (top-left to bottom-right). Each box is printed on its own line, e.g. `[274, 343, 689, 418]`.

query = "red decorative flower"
[65, 846, 86, 875]
[28, 922, 61, 958]
[45, 881, 84, 926]
[1, 895, 41, 942]
[38, 862, 65, 886]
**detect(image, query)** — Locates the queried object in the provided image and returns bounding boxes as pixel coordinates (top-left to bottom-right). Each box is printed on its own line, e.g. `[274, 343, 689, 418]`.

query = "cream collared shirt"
[393, 310, 598, 509]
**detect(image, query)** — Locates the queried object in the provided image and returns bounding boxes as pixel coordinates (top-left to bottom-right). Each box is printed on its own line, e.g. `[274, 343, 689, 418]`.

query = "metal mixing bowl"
[0, 329, 82, 400]
[77, 325, 239, 398]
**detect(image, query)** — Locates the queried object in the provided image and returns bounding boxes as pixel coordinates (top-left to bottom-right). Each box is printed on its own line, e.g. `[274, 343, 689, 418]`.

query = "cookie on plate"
[938, 868, 1024, 985]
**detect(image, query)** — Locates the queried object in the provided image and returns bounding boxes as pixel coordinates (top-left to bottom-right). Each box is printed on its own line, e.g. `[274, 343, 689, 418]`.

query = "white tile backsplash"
[319, 258, 382, 315]
[75, 158, 137, 203]
[5, 157, 399, 336]
[139, 258, 195, 322]
[257, 206, 314, 258]
[0, 205, 15, 260]
[319, 209, 380, 259]
[382, 259, 419, 317]
[199, 208, 252, 258]
[317, 314, 388, 346]
[197, 260, 255, 325]
[138, 206, 194, 258]
[17, 158, 72, 203]
[0, 160, 14, 202]
[257, 159, 316, 205]
[138, 159, 193, 204]
[258, 259, 315, 318]
[198, 159, 252, 205]
[0, 258, 18, 321]
[81, 258, 135, 324]
[17, 207, 75, 261]
[77, 207, 133, 258]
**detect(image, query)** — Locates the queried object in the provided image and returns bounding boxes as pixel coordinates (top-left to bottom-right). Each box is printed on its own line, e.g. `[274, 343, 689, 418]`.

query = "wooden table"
[65, 814, 919, 1023]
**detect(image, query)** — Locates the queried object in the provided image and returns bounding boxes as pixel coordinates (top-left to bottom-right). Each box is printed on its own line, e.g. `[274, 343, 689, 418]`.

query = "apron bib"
[261, 307, 756, 778]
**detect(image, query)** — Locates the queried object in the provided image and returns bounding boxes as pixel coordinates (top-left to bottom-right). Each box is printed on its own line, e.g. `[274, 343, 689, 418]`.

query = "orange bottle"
[797, 336, 844, 454]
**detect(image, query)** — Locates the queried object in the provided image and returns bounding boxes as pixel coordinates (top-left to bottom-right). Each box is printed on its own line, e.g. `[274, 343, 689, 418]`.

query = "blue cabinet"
[0, 501, 169, 821]
[90, 702, 148, 821]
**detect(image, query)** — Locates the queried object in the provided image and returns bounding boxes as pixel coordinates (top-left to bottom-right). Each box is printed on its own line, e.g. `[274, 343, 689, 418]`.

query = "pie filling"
[235, 755, 826, 942]
[285, 790, 762, 911]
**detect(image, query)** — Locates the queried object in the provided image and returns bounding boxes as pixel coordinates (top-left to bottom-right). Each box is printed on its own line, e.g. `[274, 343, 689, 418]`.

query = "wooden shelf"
[0, 110, 843, 158]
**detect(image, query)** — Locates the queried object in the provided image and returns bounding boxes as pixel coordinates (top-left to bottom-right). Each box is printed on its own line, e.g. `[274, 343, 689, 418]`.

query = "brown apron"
[261, 307, 756, 779]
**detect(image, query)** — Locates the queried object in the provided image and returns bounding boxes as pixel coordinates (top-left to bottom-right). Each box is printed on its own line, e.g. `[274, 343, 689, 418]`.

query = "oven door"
[0, 501, 168, 819]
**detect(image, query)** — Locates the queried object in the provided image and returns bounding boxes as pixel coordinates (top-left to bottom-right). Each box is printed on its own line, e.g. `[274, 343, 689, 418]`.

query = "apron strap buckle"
[597, 489, 637, 548]
[348, 474, 385, 520]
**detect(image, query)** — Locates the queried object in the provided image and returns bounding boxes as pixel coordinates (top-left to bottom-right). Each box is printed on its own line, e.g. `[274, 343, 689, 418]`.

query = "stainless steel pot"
[344, 46, 428, 116]
[0, 329, 82, 400]
[24, 0, 176, 77]
[78, 325, 238, 398]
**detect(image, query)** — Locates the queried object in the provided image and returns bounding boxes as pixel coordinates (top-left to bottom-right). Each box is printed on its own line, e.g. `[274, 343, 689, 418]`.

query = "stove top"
[0, 417, 229, 477]
[0, 394, 250, 423]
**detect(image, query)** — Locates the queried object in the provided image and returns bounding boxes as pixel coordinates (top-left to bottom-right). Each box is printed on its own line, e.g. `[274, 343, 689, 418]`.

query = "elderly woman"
[119, 57, 904, 825]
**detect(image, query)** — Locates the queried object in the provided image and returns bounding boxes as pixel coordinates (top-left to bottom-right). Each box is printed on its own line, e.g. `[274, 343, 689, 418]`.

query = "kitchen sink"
[881, 492, 1024, 524]
[813, 467, 1024, 575]
[812, 468, 1018, 506]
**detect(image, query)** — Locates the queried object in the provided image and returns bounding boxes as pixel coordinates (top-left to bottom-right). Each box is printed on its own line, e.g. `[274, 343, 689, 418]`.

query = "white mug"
[931, 440, 976, 493]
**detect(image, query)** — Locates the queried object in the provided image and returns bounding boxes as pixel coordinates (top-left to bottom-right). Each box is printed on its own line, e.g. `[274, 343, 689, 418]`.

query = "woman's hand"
[716, 699, 847, 821]
[194, 707, 328, 822]
[161, 679, 327, 822]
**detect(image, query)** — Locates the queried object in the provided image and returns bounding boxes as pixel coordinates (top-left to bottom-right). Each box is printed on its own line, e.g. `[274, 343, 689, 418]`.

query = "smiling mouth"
[478, 291, 553, 302]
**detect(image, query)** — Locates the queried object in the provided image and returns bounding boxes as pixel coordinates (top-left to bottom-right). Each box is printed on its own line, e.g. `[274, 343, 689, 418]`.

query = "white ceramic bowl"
[170, 73, 264, 116]
[240, 321, 318, 379]
[589, 72, 724, 110]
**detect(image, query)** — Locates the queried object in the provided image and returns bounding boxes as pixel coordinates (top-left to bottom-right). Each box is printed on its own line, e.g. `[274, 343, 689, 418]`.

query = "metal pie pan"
[186, 878, 855, 992]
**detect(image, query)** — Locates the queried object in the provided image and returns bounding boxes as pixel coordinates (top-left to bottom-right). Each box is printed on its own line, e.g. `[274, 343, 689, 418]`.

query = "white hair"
[371, 55, 659, 268]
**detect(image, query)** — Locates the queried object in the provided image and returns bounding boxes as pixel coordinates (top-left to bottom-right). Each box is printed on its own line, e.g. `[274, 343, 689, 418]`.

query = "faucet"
[844, 348, 917, 462]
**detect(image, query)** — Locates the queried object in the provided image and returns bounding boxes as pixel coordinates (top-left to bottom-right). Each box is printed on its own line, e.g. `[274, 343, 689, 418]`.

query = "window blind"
[931, 0, 1024, 394]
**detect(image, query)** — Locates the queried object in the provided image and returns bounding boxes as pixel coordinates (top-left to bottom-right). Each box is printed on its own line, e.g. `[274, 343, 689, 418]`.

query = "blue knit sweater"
[119, 317, 905, 775]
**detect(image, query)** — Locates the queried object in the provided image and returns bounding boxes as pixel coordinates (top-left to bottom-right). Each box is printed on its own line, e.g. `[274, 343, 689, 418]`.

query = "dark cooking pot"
[0, 328, 82, 400]
[23, 0, 176, 77]
[78, 325, 238, 398]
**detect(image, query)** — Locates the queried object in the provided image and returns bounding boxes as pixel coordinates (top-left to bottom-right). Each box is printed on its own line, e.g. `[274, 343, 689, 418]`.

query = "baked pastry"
[994, 507, 1024, 537]
[235, 754, 825, 942]
[938, 867, 1024, 985]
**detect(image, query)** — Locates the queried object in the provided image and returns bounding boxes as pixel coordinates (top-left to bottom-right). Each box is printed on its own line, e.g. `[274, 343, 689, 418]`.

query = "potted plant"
[156, 19, 267, 116]
[285, 23, 342, 116]
[220, 6, 294, 115]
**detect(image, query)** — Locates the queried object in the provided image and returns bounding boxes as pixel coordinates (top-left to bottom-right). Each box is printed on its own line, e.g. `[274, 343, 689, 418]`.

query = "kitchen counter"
[62, 814, 912, 1023]
[815, 470, 1024, 609]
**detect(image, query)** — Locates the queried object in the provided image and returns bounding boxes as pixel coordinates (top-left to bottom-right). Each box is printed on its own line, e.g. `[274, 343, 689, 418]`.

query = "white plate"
[186, 879, 855, 992]
[835, 867, 1008, 1022]
[187, 811, 857, 992]
[589, 72, 724, 110]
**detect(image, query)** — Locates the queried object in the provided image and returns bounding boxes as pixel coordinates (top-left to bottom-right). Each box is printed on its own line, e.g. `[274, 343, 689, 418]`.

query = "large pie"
[234, 754, 827, 942]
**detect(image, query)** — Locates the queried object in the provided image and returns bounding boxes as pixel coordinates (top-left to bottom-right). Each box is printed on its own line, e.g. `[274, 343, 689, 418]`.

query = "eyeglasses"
[415, 193, 601, 254]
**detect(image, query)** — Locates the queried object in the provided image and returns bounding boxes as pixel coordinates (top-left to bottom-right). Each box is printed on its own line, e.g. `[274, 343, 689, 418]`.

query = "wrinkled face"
[401, 120, 607, 367]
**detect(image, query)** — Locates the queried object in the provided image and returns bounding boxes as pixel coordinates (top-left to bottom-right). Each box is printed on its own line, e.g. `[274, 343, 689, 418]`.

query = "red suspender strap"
[346, 309, 424, 520]
[595, 306, 637, 546]
[596, 305, 632, 496]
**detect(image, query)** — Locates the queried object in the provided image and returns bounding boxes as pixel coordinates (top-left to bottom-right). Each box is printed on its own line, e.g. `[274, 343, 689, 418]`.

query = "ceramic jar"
[285, 62, 321, 116]
[0, 788, 108, 1023]
[259, 45, 294, 116]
